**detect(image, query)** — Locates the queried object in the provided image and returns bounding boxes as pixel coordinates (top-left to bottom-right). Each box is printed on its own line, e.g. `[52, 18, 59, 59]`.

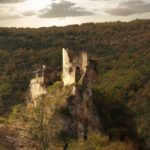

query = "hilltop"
[0, 19, 150, 149]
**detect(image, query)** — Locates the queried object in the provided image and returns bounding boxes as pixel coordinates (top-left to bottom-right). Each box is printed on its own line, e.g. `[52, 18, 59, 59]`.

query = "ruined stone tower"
[62, 48, 88, 86]
[62, 48, 97, 94]
[30, 66, 47, 105]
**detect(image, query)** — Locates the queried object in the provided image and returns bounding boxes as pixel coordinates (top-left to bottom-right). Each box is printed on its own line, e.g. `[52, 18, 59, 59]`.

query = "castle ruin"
[30, 48, 97, 105]
[29, 48, 99, 141]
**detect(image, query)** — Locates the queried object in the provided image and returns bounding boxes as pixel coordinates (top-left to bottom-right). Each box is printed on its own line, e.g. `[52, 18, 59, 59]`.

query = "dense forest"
[0, 19, 150, 149]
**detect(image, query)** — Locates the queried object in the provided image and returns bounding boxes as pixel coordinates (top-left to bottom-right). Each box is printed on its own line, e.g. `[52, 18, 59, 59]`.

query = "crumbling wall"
[29, 66, 47, 106]
[62, 48, 88, 86]
[62, 48, 76, 86]
[30, 76, 47, 104]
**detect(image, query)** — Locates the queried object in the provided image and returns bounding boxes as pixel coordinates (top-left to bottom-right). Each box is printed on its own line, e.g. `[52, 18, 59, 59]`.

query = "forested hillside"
[0, 19, 150, 149]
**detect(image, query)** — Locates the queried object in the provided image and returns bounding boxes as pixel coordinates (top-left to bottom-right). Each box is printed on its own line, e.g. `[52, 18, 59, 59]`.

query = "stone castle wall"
[62, 48, 88, 86]
[30, 76, 47, 105]
[29, 67, 47, 105]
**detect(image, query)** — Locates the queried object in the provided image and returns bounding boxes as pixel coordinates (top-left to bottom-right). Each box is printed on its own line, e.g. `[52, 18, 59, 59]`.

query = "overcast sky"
[0, 0, 150, 27]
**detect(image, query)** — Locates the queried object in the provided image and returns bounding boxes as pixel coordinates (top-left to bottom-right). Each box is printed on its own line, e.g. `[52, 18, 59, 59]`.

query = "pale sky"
[0, 0, 150, 27]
